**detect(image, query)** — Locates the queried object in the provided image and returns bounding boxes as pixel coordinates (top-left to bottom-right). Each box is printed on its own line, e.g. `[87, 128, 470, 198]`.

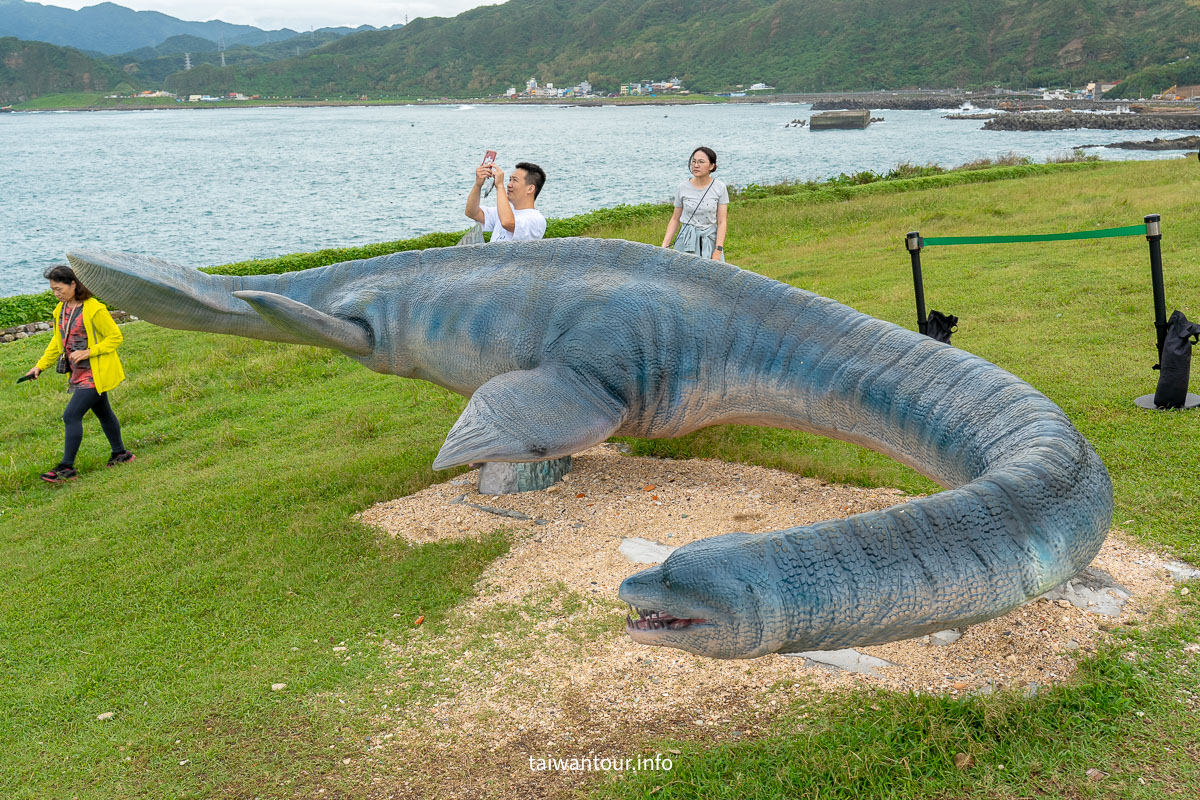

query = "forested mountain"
[0, 0, 395, 55]
[161, 0, 1200, 96]
[0, 36, 130, 103]
[104, 31, 346, 84]
[1106, 57, 1200, 99]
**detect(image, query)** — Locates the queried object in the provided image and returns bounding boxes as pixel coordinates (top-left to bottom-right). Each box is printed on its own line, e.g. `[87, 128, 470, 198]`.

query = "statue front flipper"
[233, 291, 372, 356]
[432, 364, 627, 470]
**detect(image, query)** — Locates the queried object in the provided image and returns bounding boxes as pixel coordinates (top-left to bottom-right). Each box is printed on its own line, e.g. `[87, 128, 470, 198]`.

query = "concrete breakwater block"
[478, 456, 572, 495]
[810, 108, 871, 130]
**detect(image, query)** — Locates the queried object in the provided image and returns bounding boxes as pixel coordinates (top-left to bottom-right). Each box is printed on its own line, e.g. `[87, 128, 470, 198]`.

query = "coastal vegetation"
[1106, 56, 1200, 100]
[159, 0, 1200, 97]
[0, 159, 1097, 329]
[1, 158, 1198, 797]
[6, 0, 1199, 102]
[0, 37, 131, 105]
[101, 32, 349, 85]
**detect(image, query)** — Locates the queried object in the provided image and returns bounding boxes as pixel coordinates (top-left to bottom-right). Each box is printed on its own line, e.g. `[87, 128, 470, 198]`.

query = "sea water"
[1, 102, 1194, 296]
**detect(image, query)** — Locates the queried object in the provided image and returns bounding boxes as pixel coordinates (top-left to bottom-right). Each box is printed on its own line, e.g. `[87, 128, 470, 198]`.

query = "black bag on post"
[1153, 310, 1200, 408]
[925, 310, 958, 344]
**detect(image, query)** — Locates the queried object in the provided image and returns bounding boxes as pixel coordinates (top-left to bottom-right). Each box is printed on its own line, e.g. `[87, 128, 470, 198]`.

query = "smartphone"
[481, 150, 497, 196]
[17, 373, 36, 383]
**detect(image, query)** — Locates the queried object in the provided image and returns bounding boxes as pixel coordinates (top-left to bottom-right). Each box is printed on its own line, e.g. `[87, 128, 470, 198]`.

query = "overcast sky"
[32, 1, 494, 30]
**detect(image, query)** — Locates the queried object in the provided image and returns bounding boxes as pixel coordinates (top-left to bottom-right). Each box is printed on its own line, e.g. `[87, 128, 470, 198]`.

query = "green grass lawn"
[1, 158, 1198, 798]
[12, 94, 187, 110]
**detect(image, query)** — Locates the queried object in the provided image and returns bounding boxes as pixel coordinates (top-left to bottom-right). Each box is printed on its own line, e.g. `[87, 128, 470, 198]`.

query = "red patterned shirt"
[60, 304, 95, 392]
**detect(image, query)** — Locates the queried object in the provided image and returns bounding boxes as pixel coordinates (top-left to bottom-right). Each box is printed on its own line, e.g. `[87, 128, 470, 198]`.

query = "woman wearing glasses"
[661, 146, 728, 260]
[23, 265, 134, 483]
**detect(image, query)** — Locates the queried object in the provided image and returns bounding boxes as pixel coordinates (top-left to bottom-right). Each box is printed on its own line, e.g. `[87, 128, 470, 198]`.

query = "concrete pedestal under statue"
[478, 456, 572, 495]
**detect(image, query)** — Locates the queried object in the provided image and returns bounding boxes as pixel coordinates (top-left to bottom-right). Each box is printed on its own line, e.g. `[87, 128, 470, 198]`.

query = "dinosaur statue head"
[617, 533, 787, 659]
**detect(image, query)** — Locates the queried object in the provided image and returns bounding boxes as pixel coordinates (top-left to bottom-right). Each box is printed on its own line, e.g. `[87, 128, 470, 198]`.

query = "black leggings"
[62, 388, 125, 467]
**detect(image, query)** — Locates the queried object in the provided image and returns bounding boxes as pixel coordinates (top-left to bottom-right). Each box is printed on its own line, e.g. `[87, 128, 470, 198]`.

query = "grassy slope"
[592, 157, 1200, 798]
[0, 335, 502, 796]
[1, 158, 1197, 798]
[602, 159, 1200, 559]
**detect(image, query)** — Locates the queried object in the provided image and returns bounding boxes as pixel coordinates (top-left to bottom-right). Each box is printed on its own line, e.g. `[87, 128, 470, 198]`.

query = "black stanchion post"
[1133, 213, 1198, 409]
[906, 231, 927, 336]
[1145, 214, 1168, 362]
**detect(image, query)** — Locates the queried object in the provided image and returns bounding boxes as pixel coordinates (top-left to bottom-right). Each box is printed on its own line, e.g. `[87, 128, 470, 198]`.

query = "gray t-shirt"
[674, 178, 729, 229]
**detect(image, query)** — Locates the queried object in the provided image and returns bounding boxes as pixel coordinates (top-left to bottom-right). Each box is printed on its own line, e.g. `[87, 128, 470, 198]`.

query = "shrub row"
[0, 161, 1097, 328]
[0, 291, 57, 330]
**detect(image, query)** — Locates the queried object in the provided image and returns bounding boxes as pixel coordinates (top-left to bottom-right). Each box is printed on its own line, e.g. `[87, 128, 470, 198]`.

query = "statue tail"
[67, 250, 309, 345]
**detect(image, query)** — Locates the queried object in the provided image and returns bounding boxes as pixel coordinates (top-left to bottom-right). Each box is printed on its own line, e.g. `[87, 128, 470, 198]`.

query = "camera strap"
[60, 303, 81, 354]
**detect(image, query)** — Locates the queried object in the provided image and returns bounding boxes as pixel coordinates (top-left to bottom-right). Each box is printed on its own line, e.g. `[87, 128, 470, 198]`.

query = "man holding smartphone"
[465, 158, 547, 241]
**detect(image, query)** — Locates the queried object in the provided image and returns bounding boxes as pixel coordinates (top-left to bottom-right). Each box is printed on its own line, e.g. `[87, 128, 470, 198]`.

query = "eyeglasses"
[690, 159, 711, 165]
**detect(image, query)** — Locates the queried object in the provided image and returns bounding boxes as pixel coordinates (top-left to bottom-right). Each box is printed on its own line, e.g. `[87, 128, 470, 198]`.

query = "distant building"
[748, 82, 775, 91]
[1085, 80, 1121, 99]
[620, 79, 684, 96]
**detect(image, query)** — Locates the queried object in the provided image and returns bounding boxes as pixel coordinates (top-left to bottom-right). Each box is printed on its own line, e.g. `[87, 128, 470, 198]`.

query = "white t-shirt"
[674, 178, 729, 229]
[482, 206, 547, 241]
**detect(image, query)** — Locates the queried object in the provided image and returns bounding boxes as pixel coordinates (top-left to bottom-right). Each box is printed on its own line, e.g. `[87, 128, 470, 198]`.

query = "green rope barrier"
[922, 224, 1147, 247]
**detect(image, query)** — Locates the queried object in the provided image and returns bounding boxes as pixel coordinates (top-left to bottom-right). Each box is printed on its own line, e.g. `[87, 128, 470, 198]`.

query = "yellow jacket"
[36, 297, 126, 394]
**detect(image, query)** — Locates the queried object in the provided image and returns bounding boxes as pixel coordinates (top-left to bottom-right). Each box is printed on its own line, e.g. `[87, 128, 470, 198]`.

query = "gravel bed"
[357, 444, 1182, 799]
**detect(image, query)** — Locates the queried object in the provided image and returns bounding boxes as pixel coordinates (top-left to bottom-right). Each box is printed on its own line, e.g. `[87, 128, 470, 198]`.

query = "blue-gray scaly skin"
[67, 239, 1112, 659]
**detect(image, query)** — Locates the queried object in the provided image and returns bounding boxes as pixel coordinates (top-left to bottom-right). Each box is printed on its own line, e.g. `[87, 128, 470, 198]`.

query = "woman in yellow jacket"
[23, 265, 134, 483]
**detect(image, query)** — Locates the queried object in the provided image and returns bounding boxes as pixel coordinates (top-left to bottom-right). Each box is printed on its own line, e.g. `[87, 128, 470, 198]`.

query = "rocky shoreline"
[809, 95, 1148, 112]
[984, 111, 1200, 131]
[1082, 134, 1200, 150]
[811, 96, 968, 111]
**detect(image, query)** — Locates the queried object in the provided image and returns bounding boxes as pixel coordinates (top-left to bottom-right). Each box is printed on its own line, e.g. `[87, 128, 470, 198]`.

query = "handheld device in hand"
[17, 373, 36, 383]
[481, 150, 498, 197]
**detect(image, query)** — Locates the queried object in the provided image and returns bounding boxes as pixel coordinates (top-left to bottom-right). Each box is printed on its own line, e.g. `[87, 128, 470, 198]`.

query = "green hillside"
[0, 36, 133, 104]
[1106, 56, 1200, 99]
[163, 0, 1200, 97]
[108, 31, 344, 85]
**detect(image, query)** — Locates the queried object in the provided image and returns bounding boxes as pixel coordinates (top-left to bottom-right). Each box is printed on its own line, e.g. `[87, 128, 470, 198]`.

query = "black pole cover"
[1153, 310, 1200, 408]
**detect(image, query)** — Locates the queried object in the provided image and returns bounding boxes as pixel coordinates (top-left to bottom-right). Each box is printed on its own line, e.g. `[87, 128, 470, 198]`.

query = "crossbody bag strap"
[61, 304, 81, 352]
[682, 180, 716, 227]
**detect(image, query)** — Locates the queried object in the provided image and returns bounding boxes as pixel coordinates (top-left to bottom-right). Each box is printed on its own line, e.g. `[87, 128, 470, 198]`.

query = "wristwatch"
[715, 246, 724, 251]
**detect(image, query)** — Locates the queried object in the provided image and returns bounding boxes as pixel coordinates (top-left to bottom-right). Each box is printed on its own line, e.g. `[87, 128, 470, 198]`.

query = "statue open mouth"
[626, 606, 709, 632]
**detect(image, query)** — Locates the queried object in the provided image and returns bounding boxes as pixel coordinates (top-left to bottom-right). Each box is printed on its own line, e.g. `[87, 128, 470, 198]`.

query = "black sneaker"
[41, 465, 78, 483]
[106, 450, 136, 467]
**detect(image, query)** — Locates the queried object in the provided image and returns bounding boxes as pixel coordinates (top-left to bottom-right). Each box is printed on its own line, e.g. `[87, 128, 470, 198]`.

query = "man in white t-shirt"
[465, 161, 547, 241]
